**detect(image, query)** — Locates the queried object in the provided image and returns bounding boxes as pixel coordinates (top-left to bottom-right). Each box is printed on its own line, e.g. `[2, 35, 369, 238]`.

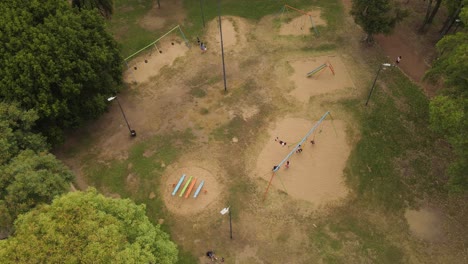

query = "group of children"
[272, 137, 317, 171]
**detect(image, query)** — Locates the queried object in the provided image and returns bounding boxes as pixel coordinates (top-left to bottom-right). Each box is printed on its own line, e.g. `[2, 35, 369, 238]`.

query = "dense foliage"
[0, 103, 73, 235]
[72, 0, 114, 18]
[426, 3, 467, 192]
[0, 189, 178, 264]
[0, 0, 122, 142]
[350, 0, 407, 43]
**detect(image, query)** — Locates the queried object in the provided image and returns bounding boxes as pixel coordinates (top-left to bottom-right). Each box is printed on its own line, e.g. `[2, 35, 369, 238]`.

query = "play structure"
[124, 25, 189, 63]
[280, 4, 320, 36]
[263, 111, 334, 200]
[172, 174, 205, 198]
[307, 61, 335, 78]
[123, 25, 190, 82]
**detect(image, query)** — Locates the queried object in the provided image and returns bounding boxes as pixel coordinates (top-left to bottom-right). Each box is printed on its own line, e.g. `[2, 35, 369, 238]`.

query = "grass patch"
[83, 129, 196, 262]
[182, 0, 340, 38]
[199, 107, 209, 115]
[107, 0, 156, 57]
[344, 69, 439, 210]
[310, 214, 404, 263]
[190, 87, 207, 98]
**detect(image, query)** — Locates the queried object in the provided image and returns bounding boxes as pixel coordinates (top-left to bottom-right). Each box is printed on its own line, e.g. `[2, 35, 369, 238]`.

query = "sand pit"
[405, 207, 444, 242]
[288, 55, 355, 102]
[124, 39, 188, 84]
[255, 118, 350, 207]
[279, 10, 326, 36]
[162, 166, 222, 215]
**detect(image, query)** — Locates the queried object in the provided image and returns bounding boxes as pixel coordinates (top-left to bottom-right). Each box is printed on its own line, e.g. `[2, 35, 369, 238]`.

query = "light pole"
[220, 207, 232, 239]
[199, 0, 205, 28]
[365, 63, 392, 106]
[107, 96, 136, 137]
[218, 0, 227, 92]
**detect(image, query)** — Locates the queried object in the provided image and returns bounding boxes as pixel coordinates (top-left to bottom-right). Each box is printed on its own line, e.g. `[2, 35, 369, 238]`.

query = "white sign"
[220, 207, 230, 215]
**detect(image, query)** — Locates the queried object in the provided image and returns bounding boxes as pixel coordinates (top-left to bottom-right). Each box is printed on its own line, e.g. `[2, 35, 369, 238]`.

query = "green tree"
[0, 189, 178, 264]
[351, 0, 408, 43]
[0, 0, 123, 142]
[0, 102, 73, 236]
[0, 103, 47, 164]
[419, 0, 443, 33]
[72, 0, 114, 18]
[0, 150, 73, 234]
[426, 4, 467, 192]
[440, 0, 465, 36]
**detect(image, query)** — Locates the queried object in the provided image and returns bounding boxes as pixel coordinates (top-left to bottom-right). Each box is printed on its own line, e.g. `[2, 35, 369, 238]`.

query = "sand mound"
[279, 10, 326, 36]
[405, 207, 444, 242]
[288, 55, 355, 102]
[255, 118, 350, 208]
[124, 39, 189, 84]
[204, 16, 249, 54]
[162, 166, 222, 215]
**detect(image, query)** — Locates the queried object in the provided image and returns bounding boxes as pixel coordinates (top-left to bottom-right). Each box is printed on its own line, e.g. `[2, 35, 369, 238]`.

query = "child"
[285, 161, 290, 169]
[201, 43, 207, 53]
[395, 56, 402, 65]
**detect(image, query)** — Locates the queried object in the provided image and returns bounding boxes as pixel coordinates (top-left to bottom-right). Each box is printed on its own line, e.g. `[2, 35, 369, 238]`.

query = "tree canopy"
[72, 0, 114, 18]
[0, 103, 73, 235]
[426, 3, 467, 192]
[351, 0, 407, 43]
[0, 0, 122, 142]
[0, 189, 178, 264]
[0, 103, 47, 165]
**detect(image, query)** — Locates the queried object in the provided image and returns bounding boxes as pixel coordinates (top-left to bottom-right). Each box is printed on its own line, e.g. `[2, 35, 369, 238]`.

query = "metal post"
[116, 98, 136, 137]
[200, 0, 205, 28]
[218, 0, 227, 92]
[229, 209, 233, 239]
[365, 65, 383, 106]
[157, 0, 160, 9]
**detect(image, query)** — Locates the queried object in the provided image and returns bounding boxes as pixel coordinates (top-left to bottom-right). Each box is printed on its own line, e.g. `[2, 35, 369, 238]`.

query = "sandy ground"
[288, 55, 355, 102]
[124, 39, 189, 84]
[162, 165, 222, 215]
[279, 10, 326, 36]
[255, 118, 350, 208]
[204, 16, 249, 55]
[405, 207, 444, 242]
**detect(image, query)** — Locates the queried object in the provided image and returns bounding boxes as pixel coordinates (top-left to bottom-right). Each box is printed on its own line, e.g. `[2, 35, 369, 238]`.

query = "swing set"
[123, 25, 190, 82]
[280, 4, 320, 36]
[263, 111, 336, 201]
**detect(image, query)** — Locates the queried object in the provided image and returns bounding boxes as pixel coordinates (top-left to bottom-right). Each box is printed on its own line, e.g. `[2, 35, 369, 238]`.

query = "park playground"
[55, 1, 468, 263]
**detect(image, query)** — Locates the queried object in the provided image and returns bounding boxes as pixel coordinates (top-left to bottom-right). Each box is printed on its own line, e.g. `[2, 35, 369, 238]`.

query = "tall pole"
[218, 0, 227, 92]
[199, 0, 205, 28]
[229, 208, 233, 239]
[365, 65, 384, 106]
[157, 0, 160, 9]
[114, 97, 136, 137]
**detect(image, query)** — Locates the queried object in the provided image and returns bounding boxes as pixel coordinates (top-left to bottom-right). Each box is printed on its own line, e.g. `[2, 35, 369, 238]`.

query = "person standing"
[395, 56, 402, 65]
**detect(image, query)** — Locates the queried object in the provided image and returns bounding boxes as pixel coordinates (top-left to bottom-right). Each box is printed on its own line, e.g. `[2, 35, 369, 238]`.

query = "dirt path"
[342, 0, 439, 96]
